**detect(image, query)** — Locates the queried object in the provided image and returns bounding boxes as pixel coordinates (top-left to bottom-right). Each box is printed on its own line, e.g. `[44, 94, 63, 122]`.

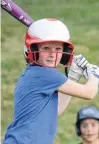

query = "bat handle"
[85, 63, 90, 68]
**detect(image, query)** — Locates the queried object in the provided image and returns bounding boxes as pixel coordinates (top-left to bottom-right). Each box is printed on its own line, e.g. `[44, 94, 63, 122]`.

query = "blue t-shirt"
[3, 65, 68, 144]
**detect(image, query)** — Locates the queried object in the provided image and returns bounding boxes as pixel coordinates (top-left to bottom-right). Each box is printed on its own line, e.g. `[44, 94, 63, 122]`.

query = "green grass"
[1, 0, 99, 143]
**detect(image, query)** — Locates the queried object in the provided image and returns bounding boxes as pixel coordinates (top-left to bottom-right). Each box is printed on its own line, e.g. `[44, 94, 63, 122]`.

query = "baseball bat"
[1, 0, 34, 27]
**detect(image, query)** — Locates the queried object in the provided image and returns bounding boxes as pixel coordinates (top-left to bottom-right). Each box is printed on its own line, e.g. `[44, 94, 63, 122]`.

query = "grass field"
[1, 0, 99, 143]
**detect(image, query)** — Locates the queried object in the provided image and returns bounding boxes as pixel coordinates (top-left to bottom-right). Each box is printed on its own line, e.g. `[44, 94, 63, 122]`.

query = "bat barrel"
[1, 0, 33, 27]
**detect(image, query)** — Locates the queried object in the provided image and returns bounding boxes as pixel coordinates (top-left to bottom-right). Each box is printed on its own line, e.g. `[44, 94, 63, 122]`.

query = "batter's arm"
[58, 92, 72, 116]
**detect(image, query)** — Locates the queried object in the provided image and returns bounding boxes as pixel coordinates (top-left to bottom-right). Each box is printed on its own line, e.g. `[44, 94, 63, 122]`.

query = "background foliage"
[1, 0, 99, 143]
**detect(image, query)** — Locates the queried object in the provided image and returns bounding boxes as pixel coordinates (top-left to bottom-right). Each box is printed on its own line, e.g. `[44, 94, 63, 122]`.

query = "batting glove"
[75, 54, 89, 69]
[84, 64, 99, 79]
[68, 55, 84, 81]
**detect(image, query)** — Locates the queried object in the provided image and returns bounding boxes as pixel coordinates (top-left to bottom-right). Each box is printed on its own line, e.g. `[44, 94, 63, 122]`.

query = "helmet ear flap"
[30, 44, 39, 61]
[60, 43, 73, 65]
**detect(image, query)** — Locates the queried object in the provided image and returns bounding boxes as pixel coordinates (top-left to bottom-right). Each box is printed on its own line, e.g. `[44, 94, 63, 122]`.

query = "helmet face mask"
[24, 42, 74, 67]
[24, 18, 74, 67]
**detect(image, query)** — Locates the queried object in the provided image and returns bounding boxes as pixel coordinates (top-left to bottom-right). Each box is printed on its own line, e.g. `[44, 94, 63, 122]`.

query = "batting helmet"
[76, 106, 99, 136]
[24, 18, 74, 67]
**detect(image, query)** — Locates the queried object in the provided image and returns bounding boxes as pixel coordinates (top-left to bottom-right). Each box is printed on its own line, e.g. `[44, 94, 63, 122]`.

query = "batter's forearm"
[58, 76, 78, 116]
[58, 92, 72, 116]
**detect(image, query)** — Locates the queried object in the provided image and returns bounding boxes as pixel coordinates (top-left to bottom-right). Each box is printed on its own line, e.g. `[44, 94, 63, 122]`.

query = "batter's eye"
[42, 47, 50, 50]
[55, 47, 62, 51]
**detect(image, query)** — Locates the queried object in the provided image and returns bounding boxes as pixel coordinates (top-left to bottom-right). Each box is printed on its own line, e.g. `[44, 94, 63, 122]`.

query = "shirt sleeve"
[41, 68, 68, 95]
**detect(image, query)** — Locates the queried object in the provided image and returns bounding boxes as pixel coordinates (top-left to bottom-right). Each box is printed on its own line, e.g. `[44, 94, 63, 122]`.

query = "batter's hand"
[74, 54, 89, 69]
[84, 64, 99, 79]
[68, 55, 84, 81]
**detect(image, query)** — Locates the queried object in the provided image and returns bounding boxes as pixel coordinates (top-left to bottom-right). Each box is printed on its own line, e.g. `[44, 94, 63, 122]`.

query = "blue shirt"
[3, 65, 68, 144]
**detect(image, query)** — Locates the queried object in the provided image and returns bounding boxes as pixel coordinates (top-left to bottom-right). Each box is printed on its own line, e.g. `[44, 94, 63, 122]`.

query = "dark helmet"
[76, 106, 99, 136]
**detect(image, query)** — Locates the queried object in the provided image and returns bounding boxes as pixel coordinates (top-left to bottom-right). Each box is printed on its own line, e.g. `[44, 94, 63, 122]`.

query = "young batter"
[3, 18, 99, 144]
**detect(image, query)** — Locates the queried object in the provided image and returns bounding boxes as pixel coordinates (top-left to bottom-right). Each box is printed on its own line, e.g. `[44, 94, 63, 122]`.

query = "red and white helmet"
[24, 18, 74, 67]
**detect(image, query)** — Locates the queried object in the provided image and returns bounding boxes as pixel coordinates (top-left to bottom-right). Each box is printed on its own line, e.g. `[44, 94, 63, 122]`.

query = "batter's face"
[37, 41, 63, 67]
[80, 118, 99, 143]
